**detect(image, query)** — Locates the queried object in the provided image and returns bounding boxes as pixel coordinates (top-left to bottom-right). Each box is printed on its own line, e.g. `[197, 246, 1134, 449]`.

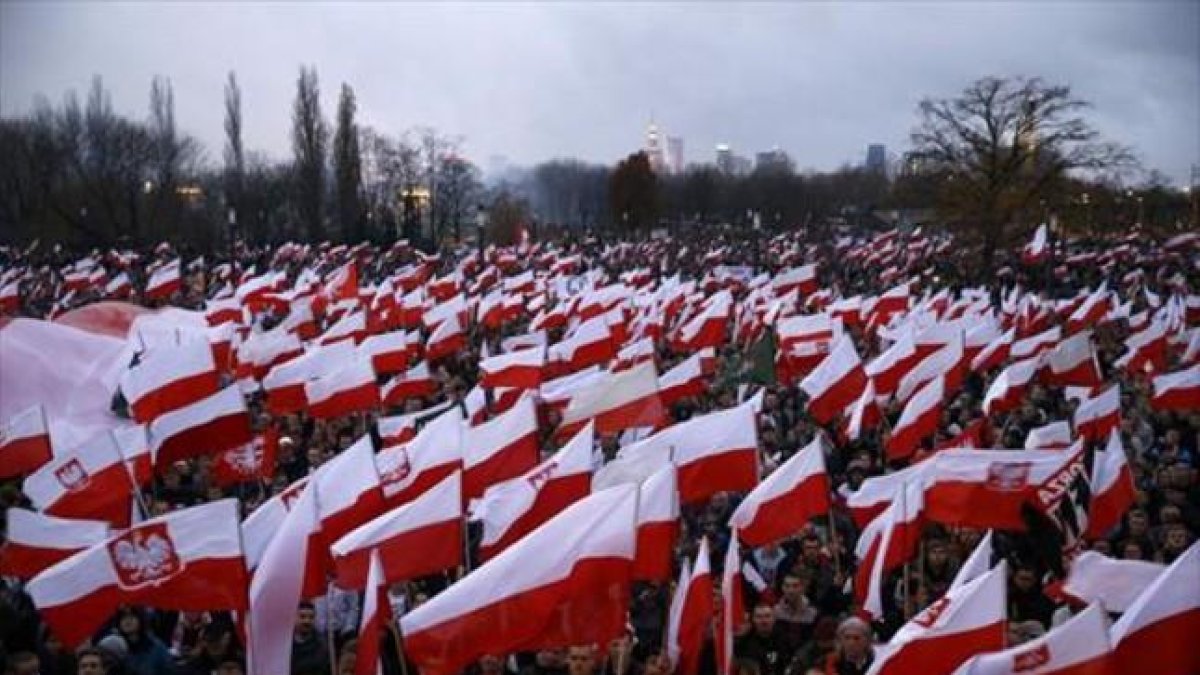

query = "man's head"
[1012, 566, 1038, 593]
[780, 574, 807, 605]
[801, 535, 823, 562]
[566, 645, 597, 675]
[535, 649, 566, 668]
[751, 604, 775, 635]
[76, 648, 108, 675]
[295, 601, 317, 638]
[836, 617, 872, 661]
[6, 652, 39, 675]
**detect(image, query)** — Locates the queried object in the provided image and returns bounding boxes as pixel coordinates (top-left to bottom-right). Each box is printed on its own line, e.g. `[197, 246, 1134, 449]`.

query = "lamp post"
[475, 204, 487, 263]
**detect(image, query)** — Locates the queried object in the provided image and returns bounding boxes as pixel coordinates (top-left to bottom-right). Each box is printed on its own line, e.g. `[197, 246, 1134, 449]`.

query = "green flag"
[744, 328, 777, 386]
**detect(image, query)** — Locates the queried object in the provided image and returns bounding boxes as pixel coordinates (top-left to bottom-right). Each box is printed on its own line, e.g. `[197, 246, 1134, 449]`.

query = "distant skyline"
[2, 2, 1197, 184]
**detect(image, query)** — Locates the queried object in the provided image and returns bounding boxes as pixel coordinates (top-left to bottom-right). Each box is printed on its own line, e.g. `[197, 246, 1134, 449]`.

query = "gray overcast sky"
[2, 1, 1198, 183]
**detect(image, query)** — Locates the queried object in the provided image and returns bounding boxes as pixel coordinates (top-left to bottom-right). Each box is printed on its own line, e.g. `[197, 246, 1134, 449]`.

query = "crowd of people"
[0, 219, 1197, 675]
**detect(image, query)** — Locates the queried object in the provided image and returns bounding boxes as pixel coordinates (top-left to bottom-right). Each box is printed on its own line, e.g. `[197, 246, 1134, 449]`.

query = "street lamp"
[475, 204, 488, 261]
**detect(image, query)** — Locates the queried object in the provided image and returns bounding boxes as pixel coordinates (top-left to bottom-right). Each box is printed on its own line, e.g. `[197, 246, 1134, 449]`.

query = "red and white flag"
[982, 357, 1041, 416]
[729, 436, 829, 547]
[970, 328, 1014, 374]
[1074, 385, 1120, 443]
[355, 549, 393, 675]
[869, 561, 1007, 675]
[855, 481, 925, 620]
[24, 430, 136, 527]
[1057, 551, 1164, 614]
[672, 291, 731, 352]
[212, 429, 278, 488]
[952, 602, 1113, 675]
[1024, 421, 1073, 450]
[376, 400, 454, 448]
[1085, 430, 1135, 539]
[399, 485, 638, 675]
[476, 422, 594, 560]
[382, 361, 437, 405]
[462, 395, 540, 499]
[886, 375, 944, 461]
[1150, 364, 1200, 411]
[262, 341, 358, 414]
[1042, 331, 1103, 387]
[331, 471, 463, 589]
[119, 339, 221, 424]
[800, 335, 867, 424]
[377, 408, 463, 508]
[0, 509, 109, 580]
[1109, 541, 1200, 675]
[1022, 224, 1048, 263]
[896, 335, 965, 405]
[667, 537, 714, 675]
[149, 385, 253, 467]
[843, 379, 882, 443]
[426, 314, 466, 363]
[558, 362, 666, 438]
[717, 532, 746, 675]
[305, 356, 380, 419]
[479, 346, 545, 390]
[613, 337, 656, 371]
[656, 400, 759, 503]
[311, 436, 387, 575]
[359, 330, 410, 375]
[144, 258, 181, 301]
[866, 333, 921, 400]
[949, 530, 994, 592]
[1011, 326, 1061, 361]
[634, 465, 680, 582]
[658, 353, 707, 407]
[0, 404, 52, 479]
[27, 499, 248, 648]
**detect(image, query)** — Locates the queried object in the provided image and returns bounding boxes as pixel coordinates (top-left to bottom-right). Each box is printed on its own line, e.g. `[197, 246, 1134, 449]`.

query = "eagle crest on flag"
[221, 439, 263, 477]
[1012, 643, 1050, 671]
[54, 459, 90, 493]
[526, 461, 559, 491]
[379, 449, 412, 486]
[106, 523, 183, 589]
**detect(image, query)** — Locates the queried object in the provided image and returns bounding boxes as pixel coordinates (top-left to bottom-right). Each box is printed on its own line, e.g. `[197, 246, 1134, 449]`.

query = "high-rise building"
[716, 144, 734, 174]
[666, 136, 684, 174]
[755, 147, 791, 172]
[645, 123, 666, 173]
[866, 144, 887, 174]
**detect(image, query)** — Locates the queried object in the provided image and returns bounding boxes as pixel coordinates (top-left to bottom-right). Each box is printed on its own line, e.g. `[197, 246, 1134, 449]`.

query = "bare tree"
[224, 71, 245, 236]
[291, 66, 328, 240]
[333, 83, 364, 243]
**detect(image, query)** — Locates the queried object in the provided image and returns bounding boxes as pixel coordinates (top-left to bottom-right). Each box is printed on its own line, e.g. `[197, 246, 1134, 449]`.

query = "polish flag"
[331, 471, 463, 589]
[717, 533, 746, 675]
[773, 264, 819, 296]
[305, 357, 380, 419]
[324, 260, 359, 301]
[144, 258, 181, 300]
[462, 395, 540, 499]
[359, 330, 410, 375]
[658, 400, 759, 504]
[777, 313, 839, 350]
[1151, 364, 1200, 411]
[212, 429, 277, 488]
[24, 430, 135, 527]
[896, 335, 965, 405]
[1067, 286, 1112, 334]
[1011, 326, 1061, 361]
[426, 314, 466, 363]
[843, 379, 882, 443]
[104, 272, 133, 299]
[1042, 331, 1103, 387]
[262, 341, 357, 415]
[658, 353, 707, 407]
[377, 408, 464, 508]
[0, 509, 109, 580]
[119, 339, 220, 424]
[312, 435, 387, 559]
[970, 328, 1014, 374]
[613, 337, 656, 371]
[480, 346, 545, 390]
[729, 436, 829, 547]
[1074, 386, 1120, 443]
[672, 291, 731, 352]
[668, 537, 714, 675]
[949, 530, 994, 592]
[800, 335, 867, 424]
[886, 375, 944, 461]
[982, 358, 1040, 416]
[1109, 542, 1200, 675]
[1056, 551, 1164, 614]
[476, 422, 594, 560]
[399, 485, 638, 675]
[855, 481, 926, 620]
[554, 315, 617, 372]
[846, 461, 928, 528]
[1024, 421, 1073, 450]
[869, 561, 1007, 675]
[382, 361, 437, 405]
[319, 310, 367, 346]
[952, 603, 1113, 675]
[558, 362, 666, 438]
[26, 499, 248, 648]
[634, 465, 680, 581]
[0, 404, 52, 479]
[355, 549, 393, 675]
[1119, 319, 1169, 375]
[866, 333, 921, 400]
[149, 385, 253, 467]
[112, 425, 152, 487]
[1022, 224, 1048, 263]
[205, 297, 243, 327]
[236, 329, 304, 380]
[376, 401, 454, 447]
[1085, 431, 1135, 539]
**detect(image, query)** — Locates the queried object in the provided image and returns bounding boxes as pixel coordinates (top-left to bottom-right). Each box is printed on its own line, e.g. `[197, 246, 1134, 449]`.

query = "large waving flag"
[799, 335, 867, 424]
[951, 602, 1113, 675]
[0, 404, 52, 479]
[1109, 541, 1200, 675]
[0, 509, 109, 580]
[24, 430, 136, 527]
[119, 338, 220, 424]
[728, 436, 829, 547]
[149, 385, 253, 467]
[399, 485, 638, 675]
[462, 395, 540, 499]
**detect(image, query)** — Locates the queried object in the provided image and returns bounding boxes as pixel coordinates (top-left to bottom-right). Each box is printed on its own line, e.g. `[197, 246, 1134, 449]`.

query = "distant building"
[755, 147, 791, 172]
[866, 144, 887, 174]
[666, 136, 684, 174]
[716, 144, 734, 174]
[645, 123, 666, 173]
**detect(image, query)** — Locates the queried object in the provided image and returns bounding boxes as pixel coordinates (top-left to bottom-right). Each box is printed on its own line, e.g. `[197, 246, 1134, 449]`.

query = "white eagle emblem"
[55, 459, 91, 492]
[106, 523, 184, 589]
[223, 439, 263, 477]
[379, 448, 412, 487]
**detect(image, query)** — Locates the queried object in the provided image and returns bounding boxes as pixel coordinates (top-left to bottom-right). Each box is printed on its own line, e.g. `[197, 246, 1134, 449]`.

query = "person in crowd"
[290, 602, 330, 675]
[818, 618, 873, 675]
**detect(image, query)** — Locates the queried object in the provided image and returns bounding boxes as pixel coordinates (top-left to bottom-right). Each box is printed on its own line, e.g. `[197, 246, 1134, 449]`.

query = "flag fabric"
[1150, 364, 1200, 411]
[887, 375, 944, 461]
[558, 362, 666, 438]
[479, 346, 545, 390]
[0, 509, 109, 580]
[1084, 431, 1135, 539]
[670, 537, 714, 675]
[331, 471, 463, 589]
[658, 354, 708, 407]
[949, 530, 994, 592]
[0, 404, 52, 479]
[1109, 541, 1200, 675]
[24, 430, 136, 527]
[1074, 386, 1120, 443]
[729, 436, 830, 547]
[951, 602, 1114, 675]
[1042, 331, 1103, 388]
[1024, 421, 1073, 450]
[377, 408, 464, 508]
[27, 499, 248, 648]
[855, 481, 925, 620]
[633, 465, 681, 582]
[649, 400, 759, 504]
[717, 534, 745, 675]
[399, 485, 638, 675]
[426, 314, 467, 363]
[355, 549, 393, 675]
[149, 385, 253, 467]
[359, 330, 410, 375]
[799, 335, 867, 424]
[868, 561, 1008, 675]
[119, 339, 221, 424]
[305, 356, 380, 419]
[1022, 224, 1048, 263]
[211, 429, 279, 488]
[476, 422, 594, 560]
[144, 258, 182, 300]
[1056, 551, 1164, 613]
[843, 379, 882, 443]
[462, 395, 540, 499]
[382, 361, 437, 405]
[982, 358, 1040, 416]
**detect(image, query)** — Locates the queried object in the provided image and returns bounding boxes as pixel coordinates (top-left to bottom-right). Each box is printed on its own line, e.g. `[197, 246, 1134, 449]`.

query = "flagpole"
[389, 622, 410, 675]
